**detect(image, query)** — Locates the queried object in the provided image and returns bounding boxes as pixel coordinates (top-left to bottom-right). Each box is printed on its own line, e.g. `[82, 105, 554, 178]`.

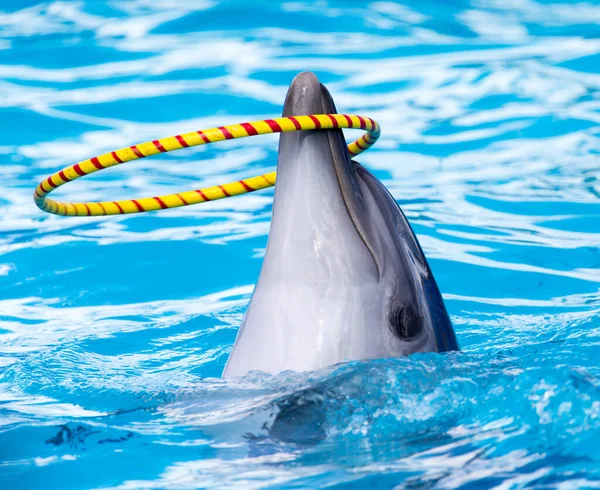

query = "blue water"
[1, 0, 599, 488]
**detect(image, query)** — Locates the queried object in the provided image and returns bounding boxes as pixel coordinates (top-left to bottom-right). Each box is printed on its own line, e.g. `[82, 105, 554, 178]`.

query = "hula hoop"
[34, 114, 380, 217]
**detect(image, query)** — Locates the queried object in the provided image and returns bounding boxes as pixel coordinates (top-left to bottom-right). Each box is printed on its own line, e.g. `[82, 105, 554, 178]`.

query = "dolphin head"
[223, 72, 458, 377]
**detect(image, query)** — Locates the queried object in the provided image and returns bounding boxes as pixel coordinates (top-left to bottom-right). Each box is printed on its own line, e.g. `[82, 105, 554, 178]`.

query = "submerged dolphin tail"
[223, 72, 458, 378]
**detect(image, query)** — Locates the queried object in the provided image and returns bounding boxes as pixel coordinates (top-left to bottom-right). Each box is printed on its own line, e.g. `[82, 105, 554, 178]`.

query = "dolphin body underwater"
[223, 72, 458, 378]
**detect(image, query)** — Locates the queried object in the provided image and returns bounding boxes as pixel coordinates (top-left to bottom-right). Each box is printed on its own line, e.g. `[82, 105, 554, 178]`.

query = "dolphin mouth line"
[324, 128, 383, 281]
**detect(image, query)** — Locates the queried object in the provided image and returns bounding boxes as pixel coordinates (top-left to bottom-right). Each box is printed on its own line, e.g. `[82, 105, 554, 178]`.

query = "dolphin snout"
[283, 71, 325, 117]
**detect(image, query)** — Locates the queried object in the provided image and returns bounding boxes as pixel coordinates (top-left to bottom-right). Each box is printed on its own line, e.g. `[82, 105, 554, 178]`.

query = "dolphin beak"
[276, 72, 383, 279]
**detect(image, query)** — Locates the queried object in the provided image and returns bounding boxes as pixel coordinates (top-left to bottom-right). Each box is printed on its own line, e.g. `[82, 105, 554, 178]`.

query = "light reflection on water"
[0, 0, 599, 488]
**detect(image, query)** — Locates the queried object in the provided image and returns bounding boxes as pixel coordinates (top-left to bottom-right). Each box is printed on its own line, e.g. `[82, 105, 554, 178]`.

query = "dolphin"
[223, 72, 458, 378]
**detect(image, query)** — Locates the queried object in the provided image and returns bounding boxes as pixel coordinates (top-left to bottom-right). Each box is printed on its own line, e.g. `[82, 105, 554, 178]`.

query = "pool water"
[1, 1, 599, 488]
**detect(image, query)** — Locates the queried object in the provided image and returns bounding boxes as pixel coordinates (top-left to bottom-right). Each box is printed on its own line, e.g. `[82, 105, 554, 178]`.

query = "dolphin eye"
[390, 306, 422, 340]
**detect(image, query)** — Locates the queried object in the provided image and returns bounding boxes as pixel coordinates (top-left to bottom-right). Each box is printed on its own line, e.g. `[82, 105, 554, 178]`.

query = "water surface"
[0, 0, 599, 488]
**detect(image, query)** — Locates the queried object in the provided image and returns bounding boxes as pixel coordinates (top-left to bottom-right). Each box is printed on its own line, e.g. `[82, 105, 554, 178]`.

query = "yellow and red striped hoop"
[34, 114, 380, 217]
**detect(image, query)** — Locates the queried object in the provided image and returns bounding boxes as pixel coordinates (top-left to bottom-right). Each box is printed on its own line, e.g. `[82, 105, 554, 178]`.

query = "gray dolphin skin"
[223, 72, 458, 378]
